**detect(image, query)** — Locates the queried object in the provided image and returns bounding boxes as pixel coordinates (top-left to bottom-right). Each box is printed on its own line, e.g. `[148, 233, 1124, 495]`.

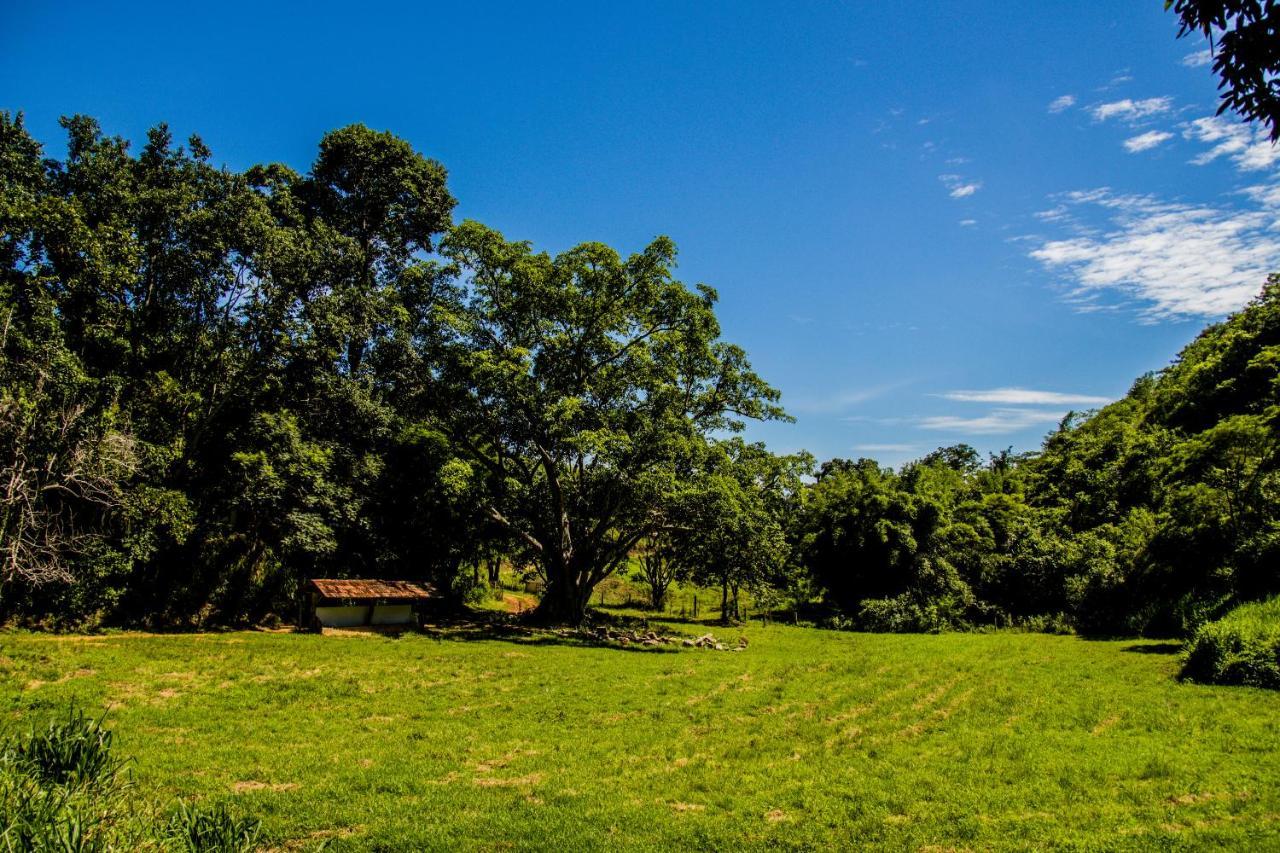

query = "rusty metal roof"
[306, 578, 437, 601]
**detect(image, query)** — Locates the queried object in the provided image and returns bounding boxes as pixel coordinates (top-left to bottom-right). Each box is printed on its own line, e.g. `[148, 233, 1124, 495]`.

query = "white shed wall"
[314, 604, 415, 627]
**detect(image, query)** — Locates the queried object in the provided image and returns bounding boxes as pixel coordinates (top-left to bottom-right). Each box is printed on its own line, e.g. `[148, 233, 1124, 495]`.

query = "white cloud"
[1185, 115, 1280, 172]
[854, 443, 918, 453]
[918, 408, 1069, 435]
[1091, 97, 1173, 123]
[1182, 49, 1213, 68]
[1242, 182, 1280, 208]
[958, 219, 977, 227]
[941, 388, 1112, 406]
[1048, 94, 1077, 113]
[1124, 130, 1173, 153]
[1029, 188, 1280, 319]
[939, 174, 982, 198]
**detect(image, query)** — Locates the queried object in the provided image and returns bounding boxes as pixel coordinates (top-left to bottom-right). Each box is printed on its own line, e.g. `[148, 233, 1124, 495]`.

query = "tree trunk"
[530, 552, 595, 624]
[650, 585, 667, 612]
[532, 573, 592, 624]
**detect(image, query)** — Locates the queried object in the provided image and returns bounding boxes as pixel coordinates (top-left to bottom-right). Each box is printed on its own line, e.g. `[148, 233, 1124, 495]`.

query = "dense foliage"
[0, 113, 782, 626]
[1182, 595, 1280, 687]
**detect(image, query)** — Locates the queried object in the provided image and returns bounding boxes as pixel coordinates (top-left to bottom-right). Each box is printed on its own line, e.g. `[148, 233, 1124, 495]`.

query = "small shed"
[301, 578, 437, 631]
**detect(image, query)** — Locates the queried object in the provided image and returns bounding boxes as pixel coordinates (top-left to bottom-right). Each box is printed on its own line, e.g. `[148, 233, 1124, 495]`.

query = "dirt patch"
[24, 667, 96, 691]
[473, 773, 544, 788]
[501, 593, 537, 614]
[686, 672, 752, 706]
[472, 748, 539, 774]
[1169, 791, 1250, 807]
[1091, 714, 1121, 736]
[912, 677, 962, 711]
[282, 826, 363, 850]
[765, 809, 788, 823]
[668, 801, 706, 813]
[231, 780, 300, 793]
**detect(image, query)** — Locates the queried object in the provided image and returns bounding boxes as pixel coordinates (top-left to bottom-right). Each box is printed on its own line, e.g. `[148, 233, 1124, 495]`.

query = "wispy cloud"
[941, 388, 1111, 406]
[1034, 204, 1070, 223]
[1048, 94, 1076, 113]
[958, 219, 977, 227]
[1185, 115, 1280, 172]
[939, 174, 982, 198]
[788, 386, 898, 415]
[1123, 130, 1173, 153]
[854, 443, 918, 453]
[1091, 97, 1173, 123]
[1182, 49, 1213, 68]
[918, 408, 1069, 435]
[1029, 188, 1280, 319]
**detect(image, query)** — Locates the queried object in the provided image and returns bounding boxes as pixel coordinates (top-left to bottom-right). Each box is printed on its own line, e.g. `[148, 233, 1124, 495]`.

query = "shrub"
[164, 800, 262, 853]
[1181, 596, 1280, 688]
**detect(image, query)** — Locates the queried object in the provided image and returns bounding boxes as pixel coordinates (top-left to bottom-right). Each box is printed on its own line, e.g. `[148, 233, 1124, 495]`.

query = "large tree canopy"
[430, 221, 787, 622]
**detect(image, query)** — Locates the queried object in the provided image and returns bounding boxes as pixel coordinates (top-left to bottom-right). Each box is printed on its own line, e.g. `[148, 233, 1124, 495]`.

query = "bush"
[1181, 596, 1280, 688]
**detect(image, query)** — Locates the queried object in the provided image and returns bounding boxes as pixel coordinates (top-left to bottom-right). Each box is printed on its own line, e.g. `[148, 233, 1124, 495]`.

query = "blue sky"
[5, 1, 1278, 466]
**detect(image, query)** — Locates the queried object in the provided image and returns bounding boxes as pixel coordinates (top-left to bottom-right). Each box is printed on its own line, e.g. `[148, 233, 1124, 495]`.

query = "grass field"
[3, 621, 1279, 851]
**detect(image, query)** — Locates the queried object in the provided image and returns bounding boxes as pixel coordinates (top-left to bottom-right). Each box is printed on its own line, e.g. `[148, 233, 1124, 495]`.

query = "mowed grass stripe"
[2, 627, 1279, 851]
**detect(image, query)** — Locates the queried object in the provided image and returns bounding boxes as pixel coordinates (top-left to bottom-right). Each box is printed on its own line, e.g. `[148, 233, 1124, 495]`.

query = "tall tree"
[432, 221, 786, 623]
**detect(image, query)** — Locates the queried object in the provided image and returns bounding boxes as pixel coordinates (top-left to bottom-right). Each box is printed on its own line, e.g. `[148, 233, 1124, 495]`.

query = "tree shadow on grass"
[1121, 642, 1185, 655]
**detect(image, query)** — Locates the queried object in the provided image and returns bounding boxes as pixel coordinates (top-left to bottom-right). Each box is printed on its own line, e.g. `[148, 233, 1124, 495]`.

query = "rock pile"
[570, 626, 746, 651]
[540, 624, 748, 651]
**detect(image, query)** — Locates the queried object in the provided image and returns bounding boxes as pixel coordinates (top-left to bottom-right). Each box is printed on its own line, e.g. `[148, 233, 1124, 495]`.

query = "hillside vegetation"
[2, 112, 1277, 639]
[803, 278, 1280, 637]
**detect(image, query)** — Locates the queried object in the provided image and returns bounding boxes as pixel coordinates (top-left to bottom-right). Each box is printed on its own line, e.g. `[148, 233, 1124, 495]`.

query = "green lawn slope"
[3, 625, 1279, 850]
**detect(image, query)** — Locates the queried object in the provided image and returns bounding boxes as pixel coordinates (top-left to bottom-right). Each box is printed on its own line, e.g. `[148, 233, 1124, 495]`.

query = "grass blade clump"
[5, 706, 125, 790]
[0, 711, 119, 853]
[1, 704, 265, 851]
[1181, 595, 1280, 688]
[165, 800, 262, 853]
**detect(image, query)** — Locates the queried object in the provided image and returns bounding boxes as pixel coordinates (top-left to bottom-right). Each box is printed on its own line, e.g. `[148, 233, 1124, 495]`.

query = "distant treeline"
[2, 114, 1277, 634]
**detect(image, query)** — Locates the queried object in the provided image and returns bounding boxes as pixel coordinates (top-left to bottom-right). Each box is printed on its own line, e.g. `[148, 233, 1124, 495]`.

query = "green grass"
[2, 623, 1279, 851]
